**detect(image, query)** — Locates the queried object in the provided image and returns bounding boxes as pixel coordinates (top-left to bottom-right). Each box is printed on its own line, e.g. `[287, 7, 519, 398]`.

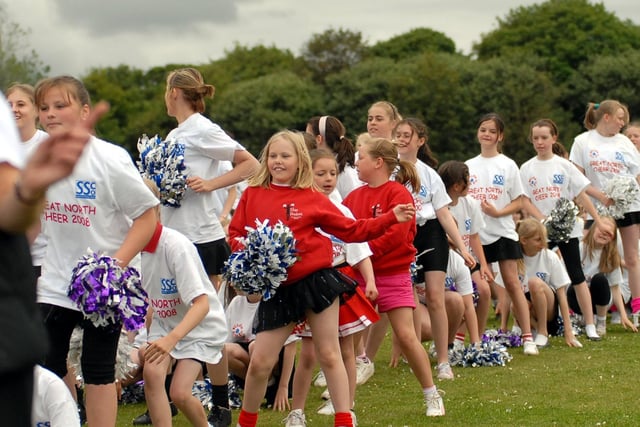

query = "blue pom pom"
[137, 134, 187, 207]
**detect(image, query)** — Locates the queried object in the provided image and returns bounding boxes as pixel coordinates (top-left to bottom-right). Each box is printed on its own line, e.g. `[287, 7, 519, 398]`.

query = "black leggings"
[567, 273, 611, 315]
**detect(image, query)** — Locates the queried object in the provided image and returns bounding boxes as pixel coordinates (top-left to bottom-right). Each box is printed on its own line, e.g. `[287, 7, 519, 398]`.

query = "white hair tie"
[319, 116, 328, 140]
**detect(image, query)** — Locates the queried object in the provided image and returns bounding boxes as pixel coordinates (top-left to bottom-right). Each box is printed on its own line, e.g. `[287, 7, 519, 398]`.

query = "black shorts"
[525, 289, 560, 336]
[414, 219, 449, 277]
[195, 238, 231, 275]
[616, 210, 640, 228]
[39, 304, 121, 384]
[254, 268, 356, 333]
[482, 237, 522, 263]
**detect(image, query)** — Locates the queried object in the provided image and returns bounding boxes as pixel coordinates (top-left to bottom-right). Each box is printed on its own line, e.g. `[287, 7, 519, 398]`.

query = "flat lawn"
[115, 322, 640, 426]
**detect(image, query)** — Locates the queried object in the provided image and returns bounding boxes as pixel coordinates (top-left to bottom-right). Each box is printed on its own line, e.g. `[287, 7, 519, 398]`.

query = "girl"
[624, 121, 640, 151]
[465, 113, 538, 355]
[438, 160, 493, 339]
[285, 149, 379, 425]
[367, 101, 401, 139]
[306, 116, 362, 199]
[520, 119, 609, 340]
[569, 100, 640, 326]
[575, 217, 638, 334]
[229, 131, 416, 427]
[161, 68, 259, 291]
[515, 218, 581, 348]
[6, 83, 49, 277]
[343, 137, 445, 416]
[394, 118, 475, 380]
[139, 182, 230, 427]
[35, 76, 158, 427]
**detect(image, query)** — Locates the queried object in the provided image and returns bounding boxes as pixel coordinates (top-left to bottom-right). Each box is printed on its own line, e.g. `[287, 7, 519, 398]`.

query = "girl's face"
[593, 219, 615, 247]
[520, 231, 546, 256]
[354, 146, 378, 183]
[38, 87, 88, 136]
[624, 125, 640, 151]
[394, 123, 424, 156]
[477, 119, 502, 148]
[7, 89, 37, 134]
[267, 137, 299, 185]
[312, 157, 338, 195]
[530, 125, 556, 157]
[367, 106, 396, 138]
[601, 108, 626, 136]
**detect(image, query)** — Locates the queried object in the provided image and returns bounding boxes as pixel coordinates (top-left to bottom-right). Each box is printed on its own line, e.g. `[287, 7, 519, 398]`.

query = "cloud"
[53, 0, 238, 35]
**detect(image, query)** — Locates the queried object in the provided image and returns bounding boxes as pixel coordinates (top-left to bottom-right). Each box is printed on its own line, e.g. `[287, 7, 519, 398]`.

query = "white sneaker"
[584, 324, 601, 341]
[317, 399, 335, 415]
[320, 388, 330, 400]
[436, 362, 454, 380]
[350, 410, 358, 427]
[632, 311, 640, 328]
[283, 409, 306, 427]
[533, 334, 549, 348]
[611, 311, 622, 324]
[425, 389, 445, 416]
[355, 358, 374, 385]
[523, 340, 539, 355]
[313, 370, 326, 387]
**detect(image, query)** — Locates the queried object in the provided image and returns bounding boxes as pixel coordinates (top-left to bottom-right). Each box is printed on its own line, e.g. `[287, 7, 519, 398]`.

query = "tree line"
[4, 0, 640, 166]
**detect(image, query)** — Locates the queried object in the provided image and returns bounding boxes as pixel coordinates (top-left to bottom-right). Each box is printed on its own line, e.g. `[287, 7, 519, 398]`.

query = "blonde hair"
[362, 137, 420, 190]
[583, 100, 629, 130]
[515, 218, 547, 275]
[166, 68, 215, 113]
[249, 130, 314, 189]
[369, 101, 402, 123]
[582, 217, 621, 273]
[34, 76, 91, 109]
[6, 83, 36, 103]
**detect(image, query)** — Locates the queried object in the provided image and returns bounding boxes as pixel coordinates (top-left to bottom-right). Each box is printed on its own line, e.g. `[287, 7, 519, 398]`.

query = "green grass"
[116, 321, 640, 426]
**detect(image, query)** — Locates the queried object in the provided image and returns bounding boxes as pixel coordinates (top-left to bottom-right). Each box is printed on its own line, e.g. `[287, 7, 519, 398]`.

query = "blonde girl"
[516, 219, 581, 348]
[229, 131, 415, 427]
[570, 100, 640, 325]
[465, 113, 538, 355]
[624, 121, 640, 151]
[520, 118, 609, 340]
[343, 137, 445, 416]
[366, 101, 401, 139]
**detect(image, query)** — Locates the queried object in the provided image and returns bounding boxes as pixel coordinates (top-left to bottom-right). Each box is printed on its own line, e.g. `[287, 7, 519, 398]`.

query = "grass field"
[115, 321, 640, 426]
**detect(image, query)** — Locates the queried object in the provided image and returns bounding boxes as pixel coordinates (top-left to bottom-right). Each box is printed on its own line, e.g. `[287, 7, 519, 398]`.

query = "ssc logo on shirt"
[536, 271, 549, 283]
[492, 174, 505, 186]
[419, 184, 428, 198]
[160, 278, 178, 294]
[75, 180, 96, 199]
[615, 152, 624, 162]
[464, 218, 472, 233]
[552, 174, 565, 184]
[444, 276, 455, 290]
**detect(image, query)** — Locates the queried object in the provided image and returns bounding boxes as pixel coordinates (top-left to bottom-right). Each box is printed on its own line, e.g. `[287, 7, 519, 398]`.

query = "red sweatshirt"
[342, 181, 417, 276]
[229, 184, 399, 285]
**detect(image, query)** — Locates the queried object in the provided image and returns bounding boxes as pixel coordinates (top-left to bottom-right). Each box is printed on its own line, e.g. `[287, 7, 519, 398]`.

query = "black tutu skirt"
[254, 268, 356, 333]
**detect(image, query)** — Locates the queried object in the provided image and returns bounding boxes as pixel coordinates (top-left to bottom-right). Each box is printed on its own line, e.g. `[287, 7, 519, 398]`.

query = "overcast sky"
[6, 0, 640, 77]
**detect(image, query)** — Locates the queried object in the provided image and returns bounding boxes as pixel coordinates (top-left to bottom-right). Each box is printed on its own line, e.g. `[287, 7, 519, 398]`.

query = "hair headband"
[319, 116, 328, 140]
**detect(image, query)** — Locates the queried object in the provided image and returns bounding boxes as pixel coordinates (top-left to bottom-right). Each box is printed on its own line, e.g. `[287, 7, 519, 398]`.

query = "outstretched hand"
[392, 203, 416, 223]
[19, 101, 110, 199]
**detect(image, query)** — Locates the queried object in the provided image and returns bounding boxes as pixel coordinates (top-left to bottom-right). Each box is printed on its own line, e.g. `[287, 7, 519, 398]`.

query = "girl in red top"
[229, 130, 415, 427]
[342, 137, 445, 417]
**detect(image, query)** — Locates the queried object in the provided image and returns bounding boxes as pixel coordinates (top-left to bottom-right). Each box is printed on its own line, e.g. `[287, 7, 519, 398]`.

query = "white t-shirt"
[38, 136, 159, 310]
[520, 155, 591, 240]
[494, 248, 569, 293]
[161, 113, 245, 243]
[211, 160, 233, 217]
[142, 225, 227, 363]
[466, 154, 524, 244]
[409, 160, 451, 225]
[31, 365, 80, 427]
[225, 295, 259, 343]
[416, 249, 471, 304]
[570, 129, 640, 213]
[449, 195, 485, 255]
[24, 129, 50, 266]
[0, 92, 24, 168]
[579, 241, 623, 287]
[336, 165, 364, 200]
[318, 200, 373, 267]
